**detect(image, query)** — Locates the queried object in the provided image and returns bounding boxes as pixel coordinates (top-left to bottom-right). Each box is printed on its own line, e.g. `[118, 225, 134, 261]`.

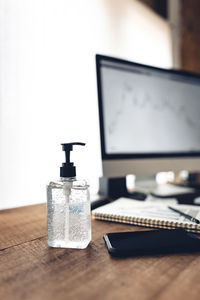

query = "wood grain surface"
[0, 204, 200, 300]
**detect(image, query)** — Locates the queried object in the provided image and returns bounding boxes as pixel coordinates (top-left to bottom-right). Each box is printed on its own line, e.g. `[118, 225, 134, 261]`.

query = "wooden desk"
[0, 204, 200, 300]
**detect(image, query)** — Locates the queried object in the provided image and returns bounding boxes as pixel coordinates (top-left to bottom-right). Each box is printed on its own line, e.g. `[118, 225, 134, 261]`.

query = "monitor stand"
[98, 176, 153, 200]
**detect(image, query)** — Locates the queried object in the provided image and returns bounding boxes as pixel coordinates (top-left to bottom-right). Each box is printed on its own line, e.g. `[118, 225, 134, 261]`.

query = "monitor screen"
[96, 55, 200, 177]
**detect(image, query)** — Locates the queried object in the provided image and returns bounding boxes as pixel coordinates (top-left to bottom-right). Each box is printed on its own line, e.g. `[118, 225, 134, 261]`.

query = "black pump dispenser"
[60, 142, 85, 178]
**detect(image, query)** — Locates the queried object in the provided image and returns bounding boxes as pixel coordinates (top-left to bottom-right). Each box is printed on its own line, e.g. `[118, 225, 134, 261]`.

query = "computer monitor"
[96, 54, 200, 180]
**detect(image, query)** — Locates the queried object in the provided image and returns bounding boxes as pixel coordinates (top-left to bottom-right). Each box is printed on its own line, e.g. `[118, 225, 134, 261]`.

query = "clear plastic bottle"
[47, 143, 91, 249]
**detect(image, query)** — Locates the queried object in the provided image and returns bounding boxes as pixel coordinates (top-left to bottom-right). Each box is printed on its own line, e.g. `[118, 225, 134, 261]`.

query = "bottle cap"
[60, 142, 85, 178]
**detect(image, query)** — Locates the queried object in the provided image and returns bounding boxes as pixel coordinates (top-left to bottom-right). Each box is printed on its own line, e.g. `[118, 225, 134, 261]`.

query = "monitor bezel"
[96, 54, 200, 161]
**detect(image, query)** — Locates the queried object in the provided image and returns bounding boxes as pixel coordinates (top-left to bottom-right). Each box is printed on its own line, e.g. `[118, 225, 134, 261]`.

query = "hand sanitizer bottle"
[47, 142, 91, 249]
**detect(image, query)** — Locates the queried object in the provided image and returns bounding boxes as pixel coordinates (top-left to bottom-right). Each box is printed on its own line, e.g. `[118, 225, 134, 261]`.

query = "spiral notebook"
[92, 198, 200, 233]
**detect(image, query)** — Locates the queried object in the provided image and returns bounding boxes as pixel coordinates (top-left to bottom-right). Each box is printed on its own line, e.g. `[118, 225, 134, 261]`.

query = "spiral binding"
[93, 212, 200, 233]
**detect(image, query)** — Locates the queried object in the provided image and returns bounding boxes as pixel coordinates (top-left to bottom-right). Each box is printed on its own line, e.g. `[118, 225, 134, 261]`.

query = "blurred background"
[0, 0, 200, 209]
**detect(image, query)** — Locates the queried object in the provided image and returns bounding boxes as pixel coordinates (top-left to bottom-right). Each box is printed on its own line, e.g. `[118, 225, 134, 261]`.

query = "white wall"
[0, 0, 172, 209]
[168, 0, 181, 68]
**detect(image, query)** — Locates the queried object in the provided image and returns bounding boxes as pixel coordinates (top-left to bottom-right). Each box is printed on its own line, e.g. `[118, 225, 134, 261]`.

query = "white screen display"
[100, 61, 200, 154]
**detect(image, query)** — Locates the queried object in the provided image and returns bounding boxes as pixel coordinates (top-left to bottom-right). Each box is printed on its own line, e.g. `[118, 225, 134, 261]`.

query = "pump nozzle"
[60, 142, 85, 178]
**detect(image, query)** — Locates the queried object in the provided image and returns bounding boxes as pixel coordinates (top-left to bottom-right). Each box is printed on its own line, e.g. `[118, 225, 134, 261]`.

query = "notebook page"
[92, 198, 200, 225]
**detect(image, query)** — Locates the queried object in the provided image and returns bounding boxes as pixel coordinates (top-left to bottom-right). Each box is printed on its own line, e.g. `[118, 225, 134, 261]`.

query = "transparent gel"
[47, 178, 91, 249]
